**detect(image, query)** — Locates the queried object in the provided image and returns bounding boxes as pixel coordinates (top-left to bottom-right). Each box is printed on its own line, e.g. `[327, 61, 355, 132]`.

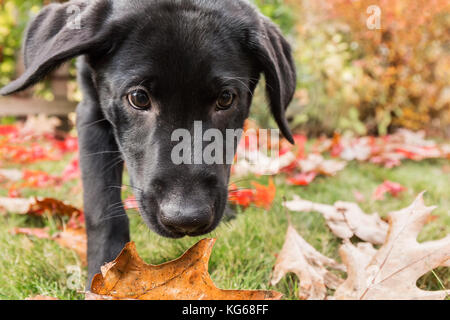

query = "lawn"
[0, 148, 448, 300]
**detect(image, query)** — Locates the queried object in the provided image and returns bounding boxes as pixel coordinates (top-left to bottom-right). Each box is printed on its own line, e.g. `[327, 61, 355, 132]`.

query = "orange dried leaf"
[90, 239, 282, 300]
[252, 179, 276, 209]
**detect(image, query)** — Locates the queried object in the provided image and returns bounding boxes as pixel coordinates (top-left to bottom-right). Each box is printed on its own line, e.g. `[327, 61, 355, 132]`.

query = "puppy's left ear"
[0, 0, 116, 96]
[250, 17, 297, 144]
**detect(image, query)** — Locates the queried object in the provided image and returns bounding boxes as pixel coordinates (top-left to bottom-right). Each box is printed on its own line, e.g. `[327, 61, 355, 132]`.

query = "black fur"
[1, 0, 296, 286]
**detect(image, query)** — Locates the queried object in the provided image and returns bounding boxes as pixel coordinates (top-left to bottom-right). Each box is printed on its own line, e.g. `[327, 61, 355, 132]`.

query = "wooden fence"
[0, 58, 77, 116]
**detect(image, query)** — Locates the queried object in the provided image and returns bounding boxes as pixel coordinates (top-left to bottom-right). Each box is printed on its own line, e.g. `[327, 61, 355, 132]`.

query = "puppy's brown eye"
[216, 90, 235, 110]
[128, 89, 151, 110]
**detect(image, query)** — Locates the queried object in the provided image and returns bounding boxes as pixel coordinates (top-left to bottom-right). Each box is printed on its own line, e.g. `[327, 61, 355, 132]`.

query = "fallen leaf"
[228, 187, 254, 208]
[21, 115, 61, 137]
[28, 198, 82, 218]
[54, 228, 87, 266]
[372, 180, 406, 200]
[270, 225, 345, 300]
[228, 180, 276, 209]
[0, 168, 23, 182]
[61, 156, 80, 182]
[334, 193, 450, 300]
[90, 239, 282, 300]
[298, 154, 347, 176]
[251, 179, 276, 210]
[287, 172, 318, 186]
[0, 197, 35, 214]
[26, 295, 59, 300]
[283, 195, 388, 244]
[0, 196, 81, 218]
[319, 129, 448, 168]
[10, 227, 50, 239]
[11, 227, 87, 265]
[232, 151, 296, 177]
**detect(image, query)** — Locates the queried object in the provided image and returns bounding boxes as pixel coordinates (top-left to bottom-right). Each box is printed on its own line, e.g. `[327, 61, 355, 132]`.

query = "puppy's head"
[1, 0, 296, 238]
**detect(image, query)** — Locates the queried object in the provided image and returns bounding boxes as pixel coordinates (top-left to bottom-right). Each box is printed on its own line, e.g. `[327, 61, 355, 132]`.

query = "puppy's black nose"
[159, 204, 214, 235]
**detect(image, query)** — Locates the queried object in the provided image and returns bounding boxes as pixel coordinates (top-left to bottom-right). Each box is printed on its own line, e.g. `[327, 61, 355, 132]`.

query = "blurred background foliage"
[0, 0, 449, 137]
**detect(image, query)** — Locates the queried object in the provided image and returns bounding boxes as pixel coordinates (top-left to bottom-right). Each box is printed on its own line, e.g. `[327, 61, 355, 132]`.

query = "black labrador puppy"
[1, 0, 296, 285]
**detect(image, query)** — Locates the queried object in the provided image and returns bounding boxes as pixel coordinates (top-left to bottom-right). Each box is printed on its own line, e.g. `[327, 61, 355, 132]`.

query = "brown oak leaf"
[90, 239, 282, 300]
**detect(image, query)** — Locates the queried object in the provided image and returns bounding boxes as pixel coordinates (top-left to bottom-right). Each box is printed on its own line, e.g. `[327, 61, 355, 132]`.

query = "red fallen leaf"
[7, 187, 21, 198]
[330, 133, 343, 157]
[0, 143, 61, 164]
[10, 227, 50, 239]
[62, 156, 80, 182]
[373, 181, 407, 200]
[52, 136, 78, 153]
[287, 172, 318, 186]
[228, 180, 276, 209]
[0, 125, 19, 136]
[252, 179, 276, 210]
[395, 146, 441, 161]
[22, 170, 61, 188]
[228, 185, 254, 208]
[124, 195, 139, 210]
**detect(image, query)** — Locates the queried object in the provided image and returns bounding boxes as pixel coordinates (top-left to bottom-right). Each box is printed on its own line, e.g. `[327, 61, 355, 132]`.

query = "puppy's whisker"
[81, 151, 122, 158]
[78, 118, 108, 129]
[101, 156, 124, 174]
[106, 199, 138, 211]
[121, 184, 145, 192]
[100, 207, 140, 223]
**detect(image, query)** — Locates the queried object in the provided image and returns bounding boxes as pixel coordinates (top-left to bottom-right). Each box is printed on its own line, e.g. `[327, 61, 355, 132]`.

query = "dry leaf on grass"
[53, 228, 87, 266]
[11, 227, 87, 266]
[0, 168, 23, 182]
[232, 151, 296, 177]
[0, 197, 82, 219]
[298, 154, 347, 176]
[334, 193, 450, 300]
[10, 227, 50, 239]
[90, 239, 282, 300]
[270, 225, 345, 300]
[283, 195, 388, 244]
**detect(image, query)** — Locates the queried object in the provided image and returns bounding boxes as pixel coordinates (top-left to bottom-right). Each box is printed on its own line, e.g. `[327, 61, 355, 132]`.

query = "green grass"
[0, 157, 449, 300]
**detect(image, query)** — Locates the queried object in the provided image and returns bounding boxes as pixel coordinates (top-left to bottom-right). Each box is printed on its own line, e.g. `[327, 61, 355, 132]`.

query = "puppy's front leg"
[77, 102, 130, 287]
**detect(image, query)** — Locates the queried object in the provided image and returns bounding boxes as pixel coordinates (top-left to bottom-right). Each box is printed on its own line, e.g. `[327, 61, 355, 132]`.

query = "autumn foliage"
[289, 0, 450, 136]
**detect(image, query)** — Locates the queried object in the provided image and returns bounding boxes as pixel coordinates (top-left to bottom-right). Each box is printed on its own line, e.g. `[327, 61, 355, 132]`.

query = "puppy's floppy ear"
[250, 17, 297, 144]
[0, 0, 114, 95]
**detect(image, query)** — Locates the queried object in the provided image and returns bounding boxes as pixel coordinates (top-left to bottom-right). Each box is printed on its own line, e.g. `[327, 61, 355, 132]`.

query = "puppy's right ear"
[0, 0, 115, 96]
